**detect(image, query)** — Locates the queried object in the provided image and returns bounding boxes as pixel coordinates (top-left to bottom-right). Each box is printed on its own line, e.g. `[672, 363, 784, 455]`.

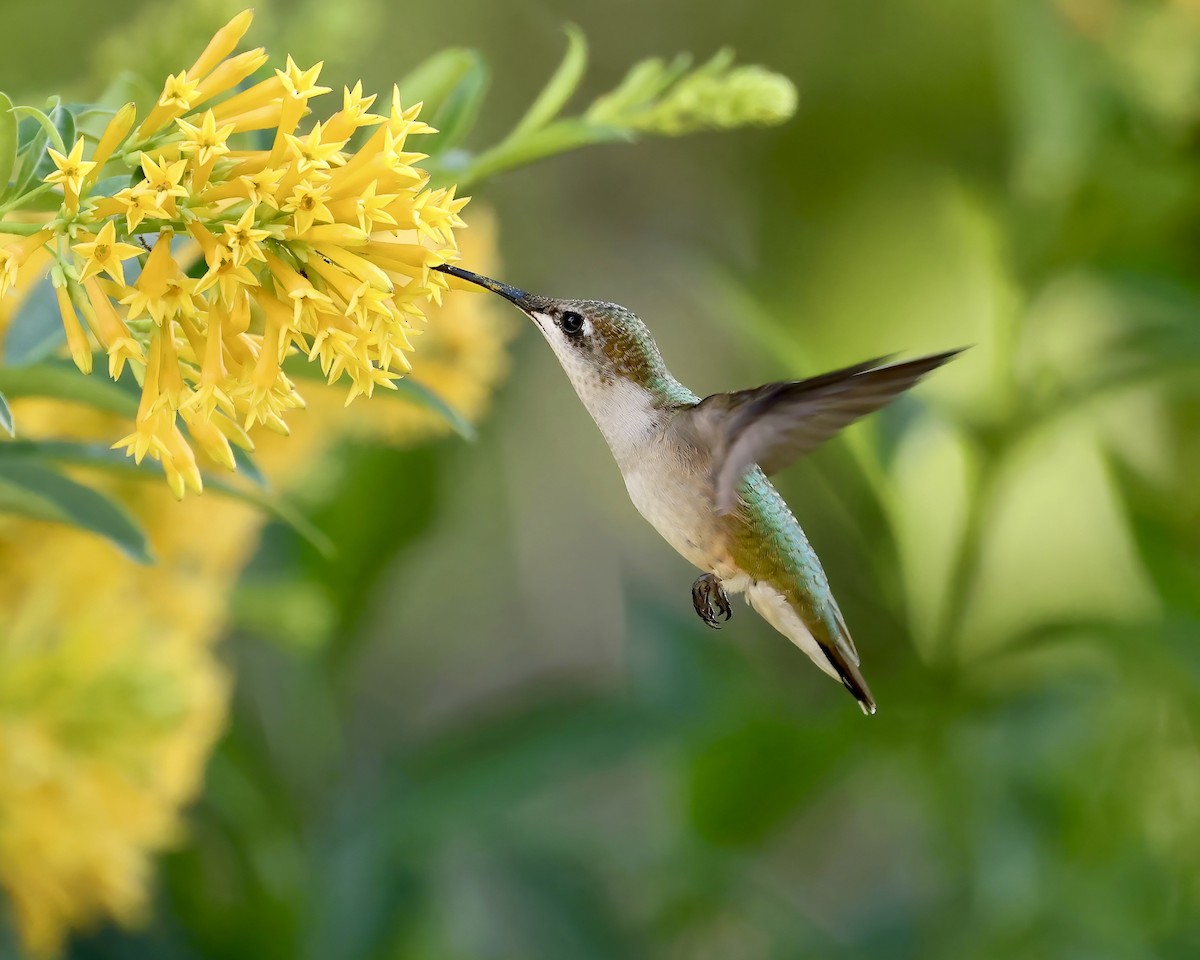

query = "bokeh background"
[2, 0, 1199, 957]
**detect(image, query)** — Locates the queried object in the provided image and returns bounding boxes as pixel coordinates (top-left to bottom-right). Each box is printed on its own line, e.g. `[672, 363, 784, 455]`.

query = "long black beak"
[434, 264, 537, 312]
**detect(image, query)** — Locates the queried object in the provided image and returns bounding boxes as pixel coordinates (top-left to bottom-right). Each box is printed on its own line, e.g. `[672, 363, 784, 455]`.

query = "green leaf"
[400, 48, 484, 113]
[13, 101, 73, 197]
[0, 437, 332, 557]
[0, 390, 13, 437]
[0, 92, 17, 202]
[0, 453, 152, 563]
[509, 25, 588, 140]
[423, 51, 489, 155]
[33, 103, 75, 182]
[4, 273, 64, 366]
[12, 111, 49, 193]
[0, 361, 139, 416]
[98, 71, 157, 113]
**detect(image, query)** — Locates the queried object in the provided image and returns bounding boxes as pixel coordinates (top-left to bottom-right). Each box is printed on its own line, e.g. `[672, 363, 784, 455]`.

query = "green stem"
[0, 182, 55, 216]
[0, 220, 51, 236]
[13, 106, 67, 155]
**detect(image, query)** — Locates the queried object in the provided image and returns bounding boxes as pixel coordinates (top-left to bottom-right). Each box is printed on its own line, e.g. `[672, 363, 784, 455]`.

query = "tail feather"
[745, 581, 878, 715]
[817, 640, 877, 715]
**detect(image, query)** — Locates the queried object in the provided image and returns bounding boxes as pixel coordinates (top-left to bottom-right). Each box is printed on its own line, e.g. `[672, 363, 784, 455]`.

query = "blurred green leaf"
[687, 716, 838, 846]
[97, 70, 157, 113]
[11, 110, 49, 193]
[0, 391, 12, 437]
[426, 53, 489, 155]
[400, 48, 489, 155]
[0, 360, 138, 416]
[510, 25, 588, 140]
[0, 438, 333, 557]
[0, 451, 151, 562]
[3, 274, 65, 365]
[0, 92, 17, 201]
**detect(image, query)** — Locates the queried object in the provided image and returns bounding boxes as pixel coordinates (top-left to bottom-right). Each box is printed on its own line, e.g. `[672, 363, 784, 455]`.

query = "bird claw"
[692, 573, 732, 629]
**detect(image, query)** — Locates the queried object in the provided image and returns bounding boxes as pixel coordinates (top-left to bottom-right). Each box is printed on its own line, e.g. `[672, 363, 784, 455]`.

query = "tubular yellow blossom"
[175, 111, 235, 167]
[44, 138, 96, 208]
[322, 83, 385, 142]
[312, 242, 393, 293]
[269, 57, 330, 166]
[72, 221, 144, 284]
[222, 206, 271, 265]
[282, 178, 334, 234]
[0, 230, 53, 295]
[120, 232, 173, 321]
[193, 48, 269, 105]
[80, 278, 144, 378]
[285, 123, 347, 171]
[195, 244, 260, 305]
[158, 413, 203, 498]
[208, 75, 286, 124]
[54, 283, 92, 374]
[186, 9, 255, 80]
[84, 102, 136, 188]
[136, 71, 202, 140]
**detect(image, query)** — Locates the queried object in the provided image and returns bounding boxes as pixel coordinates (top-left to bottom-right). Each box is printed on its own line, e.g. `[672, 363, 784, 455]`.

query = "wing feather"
[688, 349, 963, 513]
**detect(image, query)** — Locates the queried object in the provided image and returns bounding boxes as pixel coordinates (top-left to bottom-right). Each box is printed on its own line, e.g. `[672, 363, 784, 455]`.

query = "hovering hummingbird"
[435, 264, 961, 714]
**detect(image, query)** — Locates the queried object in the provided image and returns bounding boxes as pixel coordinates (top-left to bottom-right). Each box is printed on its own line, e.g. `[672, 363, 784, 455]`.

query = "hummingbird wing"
[689, 349, 963, 513]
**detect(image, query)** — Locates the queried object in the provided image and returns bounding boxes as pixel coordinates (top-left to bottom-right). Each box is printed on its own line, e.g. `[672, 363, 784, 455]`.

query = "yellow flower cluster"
[0, 211, 512, 958]
[0, 9, 467, 497]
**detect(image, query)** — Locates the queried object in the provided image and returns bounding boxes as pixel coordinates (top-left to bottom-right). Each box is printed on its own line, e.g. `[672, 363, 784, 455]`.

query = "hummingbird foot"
[692, 573, 733, 629]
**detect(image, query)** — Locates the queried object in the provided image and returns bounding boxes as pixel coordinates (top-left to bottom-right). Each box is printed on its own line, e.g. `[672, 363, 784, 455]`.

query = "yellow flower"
[1, 8, 470, 492]
[285, 122, 347, 171]
[79, 278, 145, 378]
[53, 281, 92, 375]
[0, 398, 251, 959]
[135, 71, 202, 141]
[185, 7, 254, 80]
[282, 177, 334, 234]
[175, 110, 235, 166]
[71, 221, 144, 284]
[0, 200, 513, 957]
[83, 102, 136, 188]
[0, 230, 53, 296]
[221, 205, 271, 266]
[43, 138, 96, 207]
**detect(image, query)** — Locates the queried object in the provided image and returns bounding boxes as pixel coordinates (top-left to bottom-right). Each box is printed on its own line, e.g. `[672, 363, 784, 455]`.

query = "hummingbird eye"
[560, 311, 584, 335]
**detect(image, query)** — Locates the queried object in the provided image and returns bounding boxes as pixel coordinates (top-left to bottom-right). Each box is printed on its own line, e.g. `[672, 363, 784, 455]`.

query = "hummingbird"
[435, 263, 961, 714]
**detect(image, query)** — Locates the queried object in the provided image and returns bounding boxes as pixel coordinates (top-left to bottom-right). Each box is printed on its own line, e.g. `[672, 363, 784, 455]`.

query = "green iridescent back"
[727, 466, 847, 648]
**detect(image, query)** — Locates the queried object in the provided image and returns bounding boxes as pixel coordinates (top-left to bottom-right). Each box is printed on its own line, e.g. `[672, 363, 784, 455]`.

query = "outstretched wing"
[687, 349, 963, 513]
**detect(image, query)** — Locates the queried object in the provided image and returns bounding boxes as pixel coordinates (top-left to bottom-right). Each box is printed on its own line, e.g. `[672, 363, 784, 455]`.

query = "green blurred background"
[5, 0, 1200, 956]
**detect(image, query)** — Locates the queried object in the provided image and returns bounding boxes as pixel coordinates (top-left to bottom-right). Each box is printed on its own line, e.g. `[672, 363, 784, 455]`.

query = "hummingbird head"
[435, 264, 676, 397]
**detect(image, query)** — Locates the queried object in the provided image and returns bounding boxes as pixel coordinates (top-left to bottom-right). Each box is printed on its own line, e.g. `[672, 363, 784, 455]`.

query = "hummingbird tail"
[745, 581, 878, 715]
[818, 642, 877, 716]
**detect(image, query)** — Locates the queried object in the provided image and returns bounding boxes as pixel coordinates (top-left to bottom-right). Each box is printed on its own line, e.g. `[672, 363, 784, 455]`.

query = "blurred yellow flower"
[0, 8, 469, 496]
